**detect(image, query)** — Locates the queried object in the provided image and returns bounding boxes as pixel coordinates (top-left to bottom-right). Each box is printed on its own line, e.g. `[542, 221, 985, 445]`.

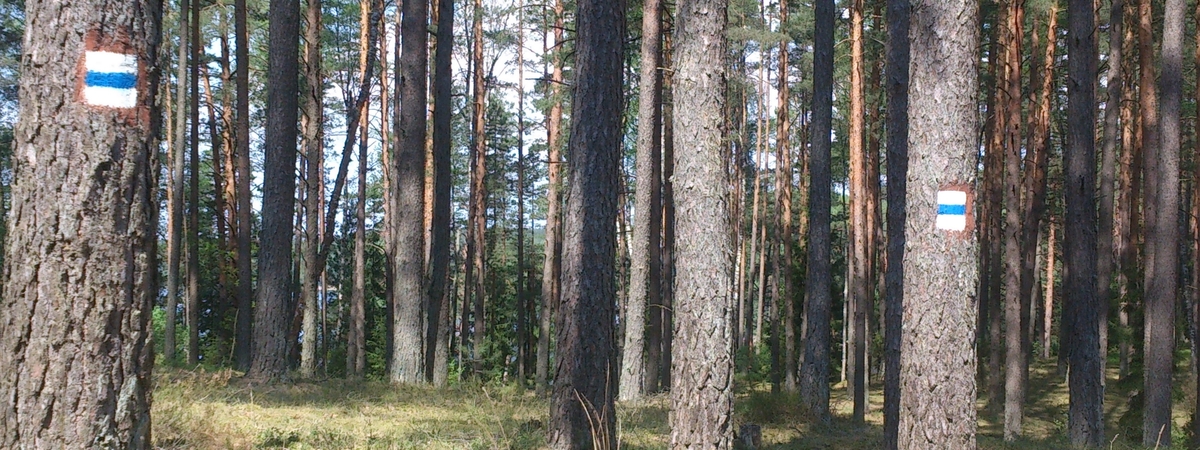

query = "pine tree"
[898, 0, 979, 446]
[547, 0, 624, 445]
[0, 5, 161, 445]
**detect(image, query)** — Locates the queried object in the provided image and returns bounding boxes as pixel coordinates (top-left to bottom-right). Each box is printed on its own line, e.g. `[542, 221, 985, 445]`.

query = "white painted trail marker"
[936, 190, 968, 231]
[83, 51, 138, 109]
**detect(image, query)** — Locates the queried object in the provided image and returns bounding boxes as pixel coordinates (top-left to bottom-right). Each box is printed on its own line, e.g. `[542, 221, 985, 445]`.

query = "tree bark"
[983, 3, 1006, 406]
[346, 0, 373, 381]
[1096, 0, 1120, 385]
[669, 0, 731, 445]
[186, 0, 202, 367]
[248, 0, 302, 380]
[547, 0, 623, 446]
[1044, 220, 1056, 361]
[0, 6, 161, 446]
[466, 0, 487, 378]
[536, 0, 565, 394]
[1143, 0, 1183, 444]
[898, 0, 978, 447]
[167, 0, 188, 366]
[777, 0, 796, 393]
[620, 0, 662, 402]
[800, 0, 834, 424]
[299, 0, 324, 380]
[391, 0, 429, 384]
[1000, 0, 1024, 439]
[883, 0, 909, 446]
[660, 28, 677, 393]
[848, 0, 869, 423]
[234, 0, 255, 372]
[427, 0, 454, 387]
[1065, 0, 1104, 444]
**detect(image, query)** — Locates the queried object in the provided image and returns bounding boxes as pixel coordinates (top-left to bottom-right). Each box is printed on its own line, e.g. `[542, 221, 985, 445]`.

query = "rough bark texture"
[660, 31, 677, 393]
[186, 0, 201, 367]
[392, 0, 429, 384]
[883, 0, 909, 447]
[167, 0, 187, 365]
[1096, 0, 1119, 382]
[1065, 0, 1104, 444]
[233, 0, 254, 372]
[1143, 0, 1182, 444]
[0, 3, 161, 445]
[346, 0, 373, 381]
[669, 0, 731, 446]
[776, 0, 795, 391]
[620, 0, 662, 402]
[466, 0, 487, 378]
[800, 0, 834, 424]
[848, 0, 869, 423]
[982, 12, 1005, 406]
[428, 0, 454, 387]
[547, 0, 623, 447]
[1000, 0, 1024, 439]
[248, 0, 301, 381]
[898, 0, 979, 447]
[299, 0, 324, 380]
[1193, 2, 1200, 443]
[1021, 2, 1055, 370]
[536, 0, 565, 394]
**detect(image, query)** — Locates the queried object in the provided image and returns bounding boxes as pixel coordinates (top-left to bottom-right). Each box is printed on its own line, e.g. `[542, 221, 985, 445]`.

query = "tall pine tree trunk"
[1000, 0, 1025, 439]
[0, 5, 161, 445]
[466, 0, 487, 378]
[547, 0, 624, 446]
[848, 0, 869, 422]
[1144, 0, 1183, 443]
[167, 0, 188, 365]
[883, 0, 909, 446]
[234, 0, 255, 372]
[899, 0, 978, 446]
[1096, 0, 1120, 384]
[299, 0, 324, 379]
[392, 0, 429, 384]
[248, 0, 302, 380]
[670, 0, 732, 445]
[620, 0, 662, 402]
[777, 0, 796, 392]
[536, 0, 565, 394]
[1065, 0, 1104, 444]
[186, 0, 202, 367]
[800, 0, 834, 423]
[428, 0, 454, 387]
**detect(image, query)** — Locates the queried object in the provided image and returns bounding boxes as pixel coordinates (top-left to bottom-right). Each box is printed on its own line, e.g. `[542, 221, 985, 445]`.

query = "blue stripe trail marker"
[936, 190, 967, 231]
[83, 51, 138, 108]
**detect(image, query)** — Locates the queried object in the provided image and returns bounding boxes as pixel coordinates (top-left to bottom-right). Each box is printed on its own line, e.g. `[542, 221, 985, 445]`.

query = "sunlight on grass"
[153, 359, 1199, 449]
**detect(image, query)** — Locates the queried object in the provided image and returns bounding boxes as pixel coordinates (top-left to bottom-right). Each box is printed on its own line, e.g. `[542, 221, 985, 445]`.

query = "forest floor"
[154, 358, 1197, 449]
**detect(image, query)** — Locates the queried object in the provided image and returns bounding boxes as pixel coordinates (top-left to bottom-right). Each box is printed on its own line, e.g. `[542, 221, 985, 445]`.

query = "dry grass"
[152, 359, 1198, 449]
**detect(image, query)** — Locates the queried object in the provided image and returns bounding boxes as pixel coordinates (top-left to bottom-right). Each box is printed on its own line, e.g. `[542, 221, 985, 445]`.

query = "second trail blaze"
[936, 189, 967, 232]
[82, 50, 138, 108]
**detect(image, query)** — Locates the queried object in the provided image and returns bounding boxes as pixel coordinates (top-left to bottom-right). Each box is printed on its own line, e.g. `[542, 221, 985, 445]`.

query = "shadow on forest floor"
[152, 358, 1196, 449]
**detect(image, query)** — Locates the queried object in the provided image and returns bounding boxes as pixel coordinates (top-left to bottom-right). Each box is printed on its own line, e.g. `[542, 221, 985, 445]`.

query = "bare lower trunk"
[620, 0, 662, 402]
[299, 0, 324, 379]
[392, 0, 429, 384]
[0, 4, 161, 445]
[536, 0, 565, 394]
[546, 1, 624, 446]
[669, 0, 732, 445]
[800, 0, 834, 423]
[899, 0, 979, 447]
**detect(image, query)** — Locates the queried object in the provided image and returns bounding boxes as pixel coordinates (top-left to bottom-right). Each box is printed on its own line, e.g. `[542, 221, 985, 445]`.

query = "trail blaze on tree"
[898, 0, 979, 448]
[0, 3, 161, 446]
